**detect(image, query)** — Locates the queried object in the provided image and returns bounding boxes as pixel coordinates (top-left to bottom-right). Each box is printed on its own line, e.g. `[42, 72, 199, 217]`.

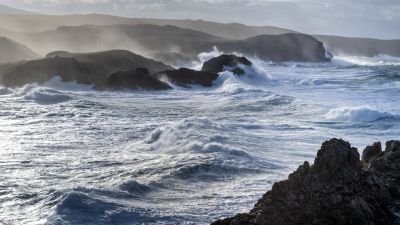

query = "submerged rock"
[106, 68, 171, 90]
[202, 54, 253, 75]
[154, 68, 219, 87]
[212, 138, 400, 225]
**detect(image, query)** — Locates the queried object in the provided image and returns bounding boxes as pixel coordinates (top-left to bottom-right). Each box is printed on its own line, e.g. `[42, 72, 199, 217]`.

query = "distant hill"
[0, 13, 397, 58]
[1, 24, 328, 63]
[0, 13, 295, 38]
[0, 4, 36, 15]
[0, 36, 40, 64]
[315, 35, 400, 57]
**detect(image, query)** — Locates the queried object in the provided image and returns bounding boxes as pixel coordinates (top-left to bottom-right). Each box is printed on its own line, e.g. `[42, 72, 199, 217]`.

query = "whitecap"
[41, 76, 94, 92]
[325, 106, 395, 122]
[22, 87, 72, 105]
[144, 117, 247, 156]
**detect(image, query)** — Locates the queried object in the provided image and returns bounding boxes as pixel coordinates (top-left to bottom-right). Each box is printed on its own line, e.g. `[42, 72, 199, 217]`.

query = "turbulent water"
[1, 52, 400, 225]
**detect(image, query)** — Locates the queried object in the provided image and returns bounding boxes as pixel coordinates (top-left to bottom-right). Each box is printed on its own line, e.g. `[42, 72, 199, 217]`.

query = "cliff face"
[216, 33, 330, 62]
[315, 35, 400, 57]
[212, 139, 400, 225]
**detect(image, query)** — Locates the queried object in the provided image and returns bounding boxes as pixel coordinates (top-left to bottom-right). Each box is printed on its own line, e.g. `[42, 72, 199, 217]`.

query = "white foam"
[189, 46, 224, 71]
[298, 78, 325, 86]
[325, 106, 395, 122]
[41, 76, 94, 92]
[144, 117, 244, 155]
[23, 88, 72, 105]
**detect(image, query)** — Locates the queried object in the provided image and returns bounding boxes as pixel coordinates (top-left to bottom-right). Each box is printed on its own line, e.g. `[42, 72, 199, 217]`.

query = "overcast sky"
[1, 0, 399, 39]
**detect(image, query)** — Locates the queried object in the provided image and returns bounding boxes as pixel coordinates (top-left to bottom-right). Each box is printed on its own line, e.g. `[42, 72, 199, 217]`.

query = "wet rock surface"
[202, 54, 253, 75]
[212, 138, 400, 225]
[154, 68, 219, 87]
[106, 68, 171, 90]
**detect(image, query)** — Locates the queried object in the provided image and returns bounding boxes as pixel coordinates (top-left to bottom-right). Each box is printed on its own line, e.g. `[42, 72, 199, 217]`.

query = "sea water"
[0, 52, 399, 224]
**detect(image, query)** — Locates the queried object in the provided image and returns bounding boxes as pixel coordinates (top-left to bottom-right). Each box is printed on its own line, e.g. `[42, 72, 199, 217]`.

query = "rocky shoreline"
[212, 139, 400, 225]
[0, 51, 253, 90]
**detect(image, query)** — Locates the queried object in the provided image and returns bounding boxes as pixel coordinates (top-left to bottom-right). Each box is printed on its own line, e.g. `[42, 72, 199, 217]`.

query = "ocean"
[1, 52, 399, 224]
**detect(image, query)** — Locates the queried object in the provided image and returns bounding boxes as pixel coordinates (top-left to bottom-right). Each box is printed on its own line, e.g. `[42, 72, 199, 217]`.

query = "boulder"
[154, 68, 219, 87]
[106, 68, 171, 90]
[202, 54, 252, 75]
[212, 138, 400, 225]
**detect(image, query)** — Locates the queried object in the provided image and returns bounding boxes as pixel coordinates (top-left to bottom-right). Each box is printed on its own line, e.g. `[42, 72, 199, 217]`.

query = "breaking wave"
[21, 87, 72, 104]
[325, 106, 396, 122]
[145, 117, 244, 155]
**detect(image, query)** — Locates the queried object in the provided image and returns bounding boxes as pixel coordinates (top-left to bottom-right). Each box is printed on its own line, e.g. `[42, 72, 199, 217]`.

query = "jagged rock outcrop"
[202, 54, 252, 75]
[106, 68, 171, 90]
[154, 68, 219, 87]
[212, 138, 400, 225]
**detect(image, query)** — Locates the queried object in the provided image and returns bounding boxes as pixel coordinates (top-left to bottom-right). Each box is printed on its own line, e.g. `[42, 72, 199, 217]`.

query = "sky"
[1, 0, 399, 39]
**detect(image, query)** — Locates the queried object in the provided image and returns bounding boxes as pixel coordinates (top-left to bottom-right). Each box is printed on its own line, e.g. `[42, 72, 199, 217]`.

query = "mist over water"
[1, 51, 400, 224]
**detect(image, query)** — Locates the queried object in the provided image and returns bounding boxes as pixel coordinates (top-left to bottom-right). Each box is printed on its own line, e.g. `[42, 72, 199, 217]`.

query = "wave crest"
[145, 117, 245, 155]
[22, 87, 72, 105]
[325, 106, 395, 122]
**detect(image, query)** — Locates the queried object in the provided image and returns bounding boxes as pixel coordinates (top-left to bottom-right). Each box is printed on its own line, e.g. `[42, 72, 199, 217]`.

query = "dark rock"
[212, 138, 400, 225]
[202, 54, 252, 75]
[362, 142, 382, 164]
[106, 68, 171, 90]
[385, 140, 400, 152]
[1, 50, 172, 89]
[154, 68, 219, 87]
[2, 57, 106, 87]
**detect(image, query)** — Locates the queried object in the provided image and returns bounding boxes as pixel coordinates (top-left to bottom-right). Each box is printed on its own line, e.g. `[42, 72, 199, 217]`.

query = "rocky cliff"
[212, 139, 400, 225]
